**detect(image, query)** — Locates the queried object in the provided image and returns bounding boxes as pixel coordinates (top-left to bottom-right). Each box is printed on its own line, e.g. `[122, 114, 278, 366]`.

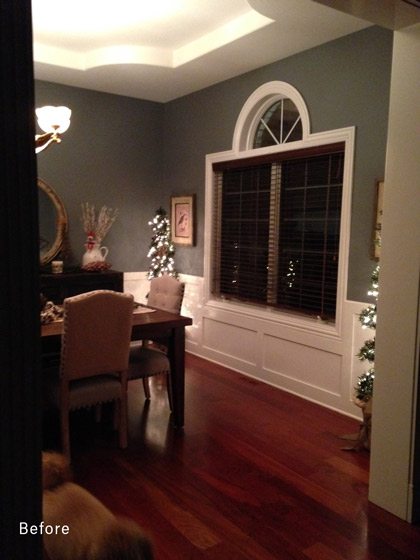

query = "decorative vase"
[82, 241, 109, 267]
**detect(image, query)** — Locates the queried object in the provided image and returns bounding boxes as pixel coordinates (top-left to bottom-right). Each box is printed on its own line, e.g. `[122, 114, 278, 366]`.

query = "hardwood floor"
[46, 354, 420, 559]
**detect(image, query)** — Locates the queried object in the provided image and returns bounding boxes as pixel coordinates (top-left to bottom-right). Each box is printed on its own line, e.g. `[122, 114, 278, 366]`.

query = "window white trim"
[233, 81, 311, 152]
[205, 81, 355, 339]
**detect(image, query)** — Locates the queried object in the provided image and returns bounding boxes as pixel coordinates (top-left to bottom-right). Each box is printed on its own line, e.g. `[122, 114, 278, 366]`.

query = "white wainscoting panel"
[263, 335, 342, 396]
[124, 272, 370, 419]
[203, 317, 257, 365]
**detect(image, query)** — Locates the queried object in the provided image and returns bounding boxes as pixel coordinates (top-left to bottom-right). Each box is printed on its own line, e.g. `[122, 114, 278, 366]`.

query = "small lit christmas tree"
[147, 207, 177, 279]
[342, 265, 379, 451]
[355, 265, 379, 402]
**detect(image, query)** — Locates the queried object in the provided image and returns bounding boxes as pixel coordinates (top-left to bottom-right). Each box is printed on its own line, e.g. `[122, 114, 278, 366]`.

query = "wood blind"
[212, 146, 344, 319]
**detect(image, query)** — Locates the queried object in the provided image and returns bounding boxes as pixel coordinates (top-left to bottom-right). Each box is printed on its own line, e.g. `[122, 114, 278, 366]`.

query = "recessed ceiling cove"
[32, 0, 370, 102]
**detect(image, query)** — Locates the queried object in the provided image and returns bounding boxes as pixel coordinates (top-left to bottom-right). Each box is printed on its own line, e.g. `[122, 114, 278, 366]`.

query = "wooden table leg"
[168, 326, 185, 428]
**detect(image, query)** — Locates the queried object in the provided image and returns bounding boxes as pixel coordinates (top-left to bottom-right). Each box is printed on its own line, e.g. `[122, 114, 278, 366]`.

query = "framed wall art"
[171, 195, 195, 246]
[373, 180, 384, 260]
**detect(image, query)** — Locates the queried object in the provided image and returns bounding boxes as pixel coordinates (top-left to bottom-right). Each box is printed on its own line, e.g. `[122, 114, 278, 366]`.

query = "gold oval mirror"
[38, 178, 68, 265]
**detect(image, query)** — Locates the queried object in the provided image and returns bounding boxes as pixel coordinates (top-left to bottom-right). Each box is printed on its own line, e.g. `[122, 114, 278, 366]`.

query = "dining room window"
[207, 81, 354, 324]
[212, 144, 344, 320]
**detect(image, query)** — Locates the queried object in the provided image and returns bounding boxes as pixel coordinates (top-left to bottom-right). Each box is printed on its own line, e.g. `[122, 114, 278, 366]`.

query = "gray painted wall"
[163, 26, 393, 301]
[36, 25, 392, 301]
[36, 82, 164, 272]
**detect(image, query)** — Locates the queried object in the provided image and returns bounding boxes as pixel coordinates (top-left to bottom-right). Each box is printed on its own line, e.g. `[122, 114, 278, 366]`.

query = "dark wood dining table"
[41, 306, 192, 427]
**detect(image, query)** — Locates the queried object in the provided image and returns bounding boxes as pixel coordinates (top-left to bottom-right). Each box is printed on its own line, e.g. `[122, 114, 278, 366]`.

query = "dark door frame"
[0, 1, 43, 557]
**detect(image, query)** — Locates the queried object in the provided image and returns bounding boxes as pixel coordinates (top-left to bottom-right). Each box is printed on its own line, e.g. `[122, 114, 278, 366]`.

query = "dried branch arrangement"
[81, 202, 118, 243]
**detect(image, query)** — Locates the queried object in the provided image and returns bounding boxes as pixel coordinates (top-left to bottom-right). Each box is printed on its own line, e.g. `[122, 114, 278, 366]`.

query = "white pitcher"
[82, 241, 109, 267]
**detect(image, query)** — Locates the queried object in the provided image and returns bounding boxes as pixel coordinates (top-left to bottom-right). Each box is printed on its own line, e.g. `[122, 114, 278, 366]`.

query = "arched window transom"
[253, 97, 302, 148]
[233, 81, 310, 152]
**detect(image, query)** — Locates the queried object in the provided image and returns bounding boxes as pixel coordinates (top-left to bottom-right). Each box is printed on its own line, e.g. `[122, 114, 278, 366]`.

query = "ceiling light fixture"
[35, 105, 72, 154]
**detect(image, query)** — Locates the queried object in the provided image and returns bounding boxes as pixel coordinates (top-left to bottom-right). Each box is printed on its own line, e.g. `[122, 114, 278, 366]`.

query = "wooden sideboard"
[40, 269, 124, 303]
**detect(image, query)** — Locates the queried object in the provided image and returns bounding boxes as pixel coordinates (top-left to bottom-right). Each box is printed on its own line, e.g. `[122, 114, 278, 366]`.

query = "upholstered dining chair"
[146, 273, 185, 315]
[128, 274, 185, 402]
[44, 290, 134, 459]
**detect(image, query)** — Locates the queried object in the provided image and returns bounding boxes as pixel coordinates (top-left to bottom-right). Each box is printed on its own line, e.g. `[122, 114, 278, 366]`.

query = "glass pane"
[214, 149, 344, 320]
[219, 165, 271, 303]
[254, 98, 302, 148]
[277, 152, 344, 318]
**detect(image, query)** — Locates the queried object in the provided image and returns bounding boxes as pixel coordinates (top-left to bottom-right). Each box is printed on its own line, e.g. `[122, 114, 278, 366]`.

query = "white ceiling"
[32, 0, 373, 102]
